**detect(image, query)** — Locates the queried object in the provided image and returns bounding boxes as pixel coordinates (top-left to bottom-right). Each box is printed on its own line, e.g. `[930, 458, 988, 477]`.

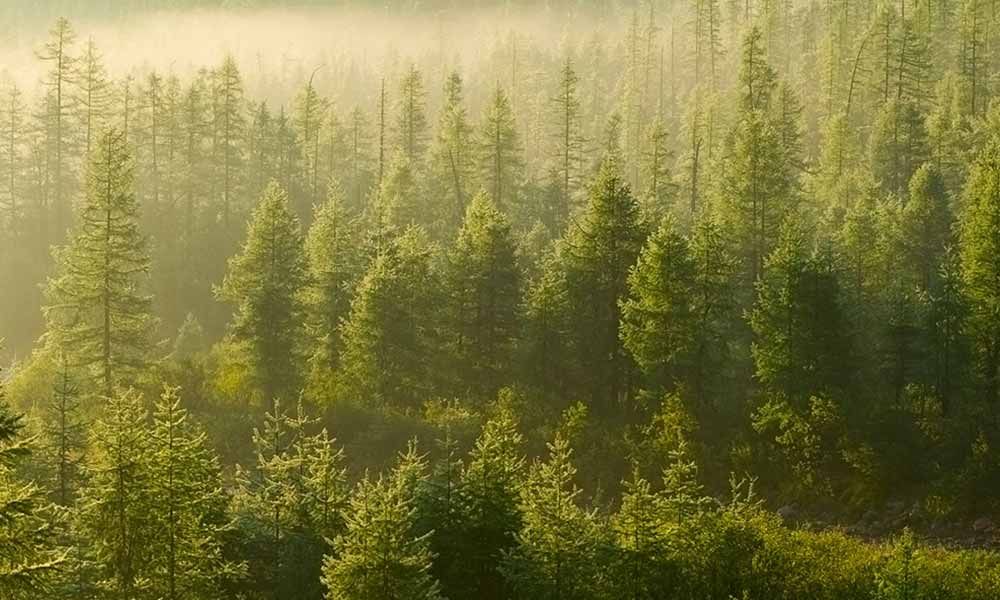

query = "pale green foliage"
[323, 446, 441, 600]
[43, 128, 153, 398]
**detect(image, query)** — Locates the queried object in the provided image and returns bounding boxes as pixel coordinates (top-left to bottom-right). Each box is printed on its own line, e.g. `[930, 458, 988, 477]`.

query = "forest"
[3, 0, 1000, 598]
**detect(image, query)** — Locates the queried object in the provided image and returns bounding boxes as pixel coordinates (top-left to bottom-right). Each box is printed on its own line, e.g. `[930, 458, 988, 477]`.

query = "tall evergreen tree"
[337, 227, 440, 409]
[43, 127, 153, 398]
[477, 86, 522, 215]
[218, 181, 308, 408]
[76, 388, 154, 599]
[394, 64, 429, 167]
[501, 434, 605, 600]
[428, 72, 474, 235]
[148, 386, 236, 600]
[304, 179, 362, 398]
[459, 399, 526, 599]
[444, 193, 521, 400]
[561, 157, 647, 417]
[37, 16, 78, 238]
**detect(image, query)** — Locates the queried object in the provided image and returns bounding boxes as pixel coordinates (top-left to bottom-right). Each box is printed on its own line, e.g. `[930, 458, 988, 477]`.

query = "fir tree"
[148, 386, 237, 600]
[337, 227, 440, 409]
[76, 388, 155, 599]
[218, 181, 308, 409]
[561, 157, 646, 417]
[303, 179, 363, 397]
[459, 398, 526, 599]
[501, 434, 604, 600]
[43, 127, 154, 398]
[322, 451, 442, 600]
[444, 193, 521, 400]
[428, 71, 474, 236]
[0, 369, 64, 598]
[477, 86, 522, 215]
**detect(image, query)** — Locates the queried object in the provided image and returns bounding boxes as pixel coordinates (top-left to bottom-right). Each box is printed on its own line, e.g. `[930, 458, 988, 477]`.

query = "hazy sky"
[0, 6, 617, 103]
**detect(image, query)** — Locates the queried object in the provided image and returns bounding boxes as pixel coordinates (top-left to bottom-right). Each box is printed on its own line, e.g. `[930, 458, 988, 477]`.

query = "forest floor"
[779, 503, 1000, 550]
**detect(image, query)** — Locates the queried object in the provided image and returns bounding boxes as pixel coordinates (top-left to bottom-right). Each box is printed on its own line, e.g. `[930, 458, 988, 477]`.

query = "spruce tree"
[749, 219, 852, 407]
[76, 388, 155, 599]
[0, 370, 64, 598]
[338, 227, 440, 409]
[561, 156, 646, 417]
[42, 356, 84, 506]
[303, 179, 363, 397]
[550, 56, 586, 227]
[477, 86, 522, 215]
[459, 399, 526, 599]
[218, 181, 308, 409]
[37, 16, 78, 238]
[148, 387, 236, 600]
[444, 193, 521, 401]
[322, 451, 442, 600]
[394, 64, 429, 167]
[620, 215, 696, 393]
[43, 127, 154, 398]
[428, 71, 473, 236]
[501, 434, 604, 600]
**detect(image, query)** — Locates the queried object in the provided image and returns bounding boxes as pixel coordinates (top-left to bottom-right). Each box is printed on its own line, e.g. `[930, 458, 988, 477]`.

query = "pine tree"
[501, 434, 604, 600]
[322, 451, 442, 600]
[76, 388, 155, 599]
[428, 71, 473, 236]
[640, 117, 675, 220]
[43, 127, 154, 398]
[233, 400, 346, 600]
[715, 27, 794, 285]
[212, 55, 246, 229]
[304, 179, 363, 397]
[42, 355, 84, 506]
[37, 17, 78, 238]
[550, 56, 586, 227]
[459, 399, 525, 599]
[444, 193, 521, 400]
[477, 86, 522, 215]
[610, 473, 673, 600]
[218, 181, 308, 409]
[0, 369, 64, 598]
[561, 157, 647, 417]
[750, 219, 852, 407]
[74, 37, 110, 159]
[294, 73, 328, 210]
[148, 386, 237, 600]
[620, 215, 696, 392]
[338, 227, 440, 409]
[394, 64, 429, 167]
[959, 138, 1000, 413]
[901, 163, 951, 292]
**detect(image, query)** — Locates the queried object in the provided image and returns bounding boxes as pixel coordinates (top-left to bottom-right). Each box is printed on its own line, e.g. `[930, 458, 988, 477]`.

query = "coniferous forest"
[4, 0, 1000, 598]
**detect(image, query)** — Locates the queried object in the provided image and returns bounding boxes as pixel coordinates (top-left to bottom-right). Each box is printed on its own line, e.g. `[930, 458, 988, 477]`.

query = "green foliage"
[338, 226, 441, 409]
[43, 128, 154, 398]
[218, 180, 308, 407]
[501, 434, 606, 600]
[0, 371, 64, 598]
[322, 448, 442, 600]
[444, 193, 521, 401]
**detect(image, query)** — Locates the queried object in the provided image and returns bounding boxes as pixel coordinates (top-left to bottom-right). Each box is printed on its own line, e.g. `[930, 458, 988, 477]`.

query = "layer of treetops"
[3, 2, 1000, 598]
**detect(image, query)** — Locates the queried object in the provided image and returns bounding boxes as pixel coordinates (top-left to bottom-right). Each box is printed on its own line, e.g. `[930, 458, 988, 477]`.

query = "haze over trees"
[3, 1, 1000, 598]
